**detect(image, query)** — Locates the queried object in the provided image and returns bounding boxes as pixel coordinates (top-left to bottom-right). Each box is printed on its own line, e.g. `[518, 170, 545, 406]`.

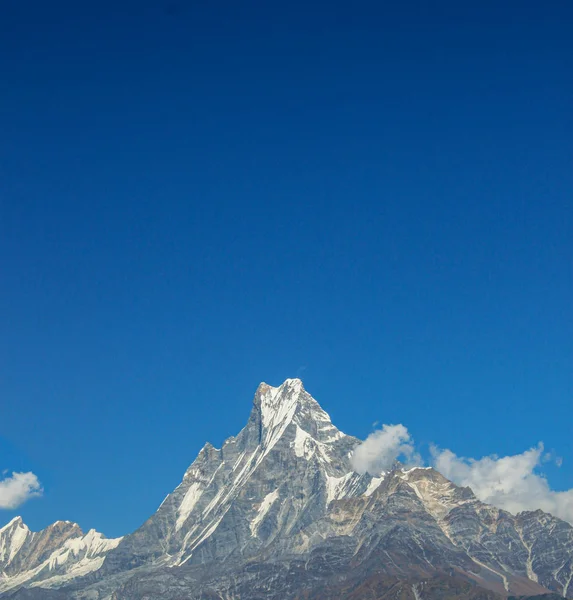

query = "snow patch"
[293, 426, 315, 459]
[516, 524, 538, 583]
[250, 490, 279, 536]
[176, 482, 204, 531]
[364, 476, 384, 496]
[325, 473, 355, 504]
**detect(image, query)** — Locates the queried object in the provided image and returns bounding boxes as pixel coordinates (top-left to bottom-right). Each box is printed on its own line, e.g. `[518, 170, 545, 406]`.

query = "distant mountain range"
[2, 379, 572, 599]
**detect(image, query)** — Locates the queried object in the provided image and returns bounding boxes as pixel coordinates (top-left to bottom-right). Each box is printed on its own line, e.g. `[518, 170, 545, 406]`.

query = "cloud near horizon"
[0, 471, 43, 509]
[432, 443, 573, 525]
[351, 424, 573, 525]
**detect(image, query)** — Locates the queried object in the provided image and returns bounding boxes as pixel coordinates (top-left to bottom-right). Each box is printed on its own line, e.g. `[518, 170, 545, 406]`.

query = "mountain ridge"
[1, 379, 572, 599]
[0, 515, 121, 593]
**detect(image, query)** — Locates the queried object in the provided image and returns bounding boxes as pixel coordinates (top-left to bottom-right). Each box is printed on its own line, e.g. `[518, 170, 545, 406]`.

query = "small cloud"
[295, 365, 307, 378]
[350, 424, 422, 475]
[0, 472, 43, 509]
[556, 456, 563, 467]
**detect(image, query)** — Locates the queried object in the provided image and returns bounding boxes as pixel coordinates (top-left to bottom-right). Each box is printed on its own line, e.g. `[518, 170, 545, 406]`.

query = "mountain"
[100, 378, 372, 574]
[1, 379, 572, 599]
[0, 517, 121, 593]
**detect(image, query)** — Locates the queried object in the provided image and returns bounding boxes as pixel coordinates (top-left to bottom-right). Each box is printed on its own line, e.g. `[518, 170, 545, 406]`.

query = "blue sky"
[1, 0, 571, 537]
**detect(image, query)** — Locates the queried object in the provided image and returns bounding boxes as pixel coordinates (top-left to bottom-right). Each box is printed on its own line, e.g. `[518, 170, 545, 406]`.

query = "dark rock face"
[2, 379, 572, 599]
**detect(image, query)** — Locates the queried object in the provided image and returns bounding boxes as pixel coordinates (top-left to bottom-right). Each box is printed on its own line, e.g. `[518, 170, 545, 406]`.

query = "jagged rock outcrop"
[1, 379, 572, 599]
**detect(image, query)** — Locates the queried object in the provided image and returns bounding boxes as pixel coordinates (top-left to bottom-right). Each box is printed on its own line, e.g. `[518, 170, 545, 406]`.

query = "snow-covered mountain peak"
[0, 517, 26, 534]
[45, 521, 82, 534]
[398, 465, 477, 519]
[254, 378, 336, 436]
[255, 378, 304, 413]
[0, 518, 30, 568]
[255, 379, 299, 428]
[108, 379, 362, 569]
[0, 517, 122, 594]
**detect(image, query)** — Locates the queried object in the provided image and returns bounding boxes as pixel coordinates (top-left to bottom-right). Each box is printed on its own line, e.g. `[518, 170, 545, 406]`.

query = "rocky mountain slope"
[1, 379, 572, 599]
[0, 517, 121, 593]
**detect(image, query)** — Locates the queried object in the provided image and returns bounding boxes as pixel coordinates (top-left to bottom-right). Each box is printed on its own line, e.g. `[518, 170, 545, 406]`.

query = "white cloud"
[0, 472, 43, 509]
[431, 443, 573, 525]
[350, 424, 573, 525]
[350, 424, 421, 475]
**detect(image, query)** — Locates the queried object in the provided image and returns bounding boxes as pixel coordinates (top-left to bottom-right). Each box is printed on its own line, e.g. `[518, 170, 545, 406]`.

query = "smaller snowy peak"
[0, 516, 26, 533]
[181, 442, 223, 481]
[61, 527, 122, 556]
[45, 520, 83, 535]
[398, 466, 476, 519]
[401, 466, 442, 478]
[0, 518, 31, 567]
[196, 441, 221, 458]
[0, 519, 123, 594]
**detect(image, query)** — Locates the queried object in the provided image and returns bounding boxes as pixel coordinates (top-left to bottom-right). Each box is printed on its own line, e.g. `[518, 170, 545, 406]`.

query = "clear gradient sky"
[1, 0, 571, 537]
